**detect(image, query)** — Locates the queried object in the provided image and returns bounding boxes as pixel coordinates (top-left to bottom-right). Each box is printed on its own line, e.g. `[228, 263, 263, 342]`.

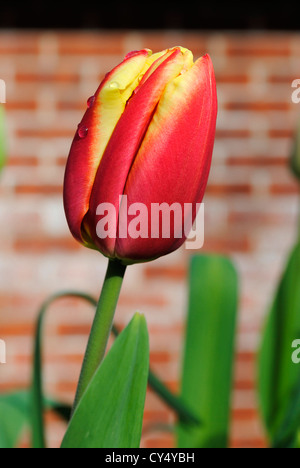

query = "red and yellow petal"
[63, 49, 151, 245]
[86, 47, 191, 256]
[115, 54, 217, 262]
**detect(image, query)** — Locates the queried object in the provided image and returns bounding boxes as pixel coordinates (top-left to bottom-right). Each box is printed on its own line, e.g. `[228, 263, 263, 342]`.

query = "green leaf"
[177, 255, 238, 448]
[0, 391, 30, 448]
[258, 243, 300, 448]
[0, 390, 72, 448]
[61, 313, 149, 448]
[0, 104, 6, 172]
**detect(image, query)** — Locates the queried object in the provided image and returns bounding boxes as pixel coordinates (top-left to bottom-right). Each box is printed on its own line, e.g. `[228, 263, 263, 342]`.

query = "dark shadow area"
[0, 0, 300, 30]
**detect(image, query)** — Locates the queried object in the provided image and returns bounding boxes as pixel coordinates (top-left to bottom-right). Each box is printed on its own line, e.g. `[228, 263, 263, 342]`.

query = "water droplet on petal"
[87, 95, 95, 108]
[109, 81, 119, 89]
[77, 125, 88, 139]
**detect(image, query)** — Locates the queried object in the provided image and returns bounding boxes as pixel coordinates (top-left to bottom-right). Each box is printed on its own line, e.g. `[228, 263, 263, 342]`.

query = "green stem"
[73, 259, 127, 410]
[298, 195, 300, 242]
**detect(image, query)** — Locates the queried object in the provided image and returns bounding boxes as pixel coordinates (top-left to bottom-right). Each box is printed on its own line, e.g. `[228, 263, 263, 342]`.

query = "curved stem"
[32, 291, 97, 448]
[32, 302, 46, 449]
[73, 259, 127, 410]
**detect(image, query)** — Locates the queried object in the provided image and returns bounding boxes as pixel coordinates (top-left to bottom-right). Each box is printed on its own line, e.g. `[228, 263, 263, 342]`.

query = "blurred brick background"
[0, 30, 299, 448]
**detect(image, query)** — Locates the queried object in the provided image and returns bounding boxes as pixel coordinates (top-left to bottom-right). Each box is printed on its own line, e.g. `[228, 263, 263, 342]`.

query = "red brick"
[226, 35, 291, 57]
[56, 156, 68, 167]
[143, 409, 171, 424]
[227, 156, 288, 167]
[228, 210, 291, 225]
[269, 74, 298, 84]
[15, 72, 79, 84]
[217, 74, 249, 84]
[7, 156, 39, 167]
[56, 381, 77, 394]
[206, 183, 253, 195]
[0, 382, 28, 392]
[163, 380, 180, 394]
[231, 438, 267, 449]
[57, 324, 91, 335]
[224, 101, 290, 111]
[17, 128, 74, 138]
[235, 380, 255, 391]
[143, 434, 174, 449]
[58, 32, 126, 55]
[150, 351, 172, 365]
[203, 236, 251, 254]
[232, 408, 259, 421]
[237, 352, 256, 363]
[15, 185, 63, 195]
[57, 101, 85, 111]
[216, 129, 251, 138]
[0, 33, 40, 54]
[144, 266, 187, 281]
[0, 324, 33, 336]
[13, 237, 81, 252]
[6, 101, 38, 111]
[268, 129, 294, 138]
[119, 294, 168, 308]
[270, 183, 299, 195]
[56, 354, 84, 364]
[0, 294, 44, 310]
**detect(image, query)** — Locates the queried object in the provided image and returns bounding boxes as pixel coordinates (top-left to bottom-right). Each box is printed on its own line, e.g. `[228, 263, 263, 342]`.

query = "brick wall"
[0, 30, 299, 448]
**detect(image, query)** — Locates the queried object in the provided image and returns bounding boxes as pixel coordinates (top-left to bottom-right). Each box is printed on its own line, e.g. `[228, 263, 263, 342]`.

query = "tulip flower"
[64, 48, 217, 405]
[64, 46, 217, 265]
